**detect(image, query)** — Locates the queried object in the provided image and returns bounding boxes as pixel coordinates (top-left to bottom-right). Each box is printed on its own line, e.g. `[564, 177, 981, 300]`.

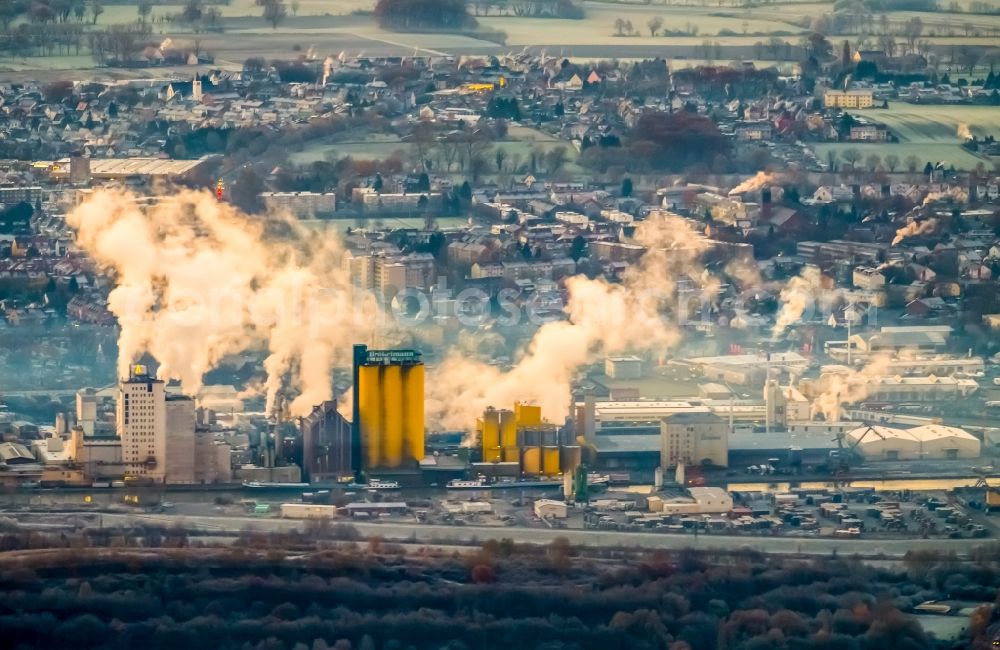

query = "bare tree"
[884, 153, 900, 172]
[841, 147, 861, 168]
[494, 147, 508, 172]
[260, 0, 287, 30]
[89, 0, 103, 24]
[903, 17, 922, 53]
[544, 146, 568, 175]
[647, 16, 663, 37]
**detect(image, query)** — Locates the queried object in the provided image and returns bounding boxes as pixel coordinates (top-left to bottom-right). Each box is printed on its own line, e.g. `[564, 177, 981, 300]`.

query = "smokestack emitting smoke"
[891, 218, 937, 245]
[425, 212, 714, 430]
[69, 191, 735, 432]
[957, 123, 973, 141]
[68, 188, 379, 417]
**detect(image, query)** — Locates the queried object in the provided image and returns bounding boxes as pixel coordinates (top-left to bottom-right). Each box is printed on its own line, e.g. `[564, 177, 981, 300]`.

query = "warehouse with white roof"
[845, 424, 980, 461]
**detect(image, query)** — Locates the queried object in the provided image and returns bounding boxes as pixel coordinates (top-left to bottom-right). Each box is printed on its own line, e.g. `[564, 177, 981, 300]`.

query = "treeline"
[373, 0, 476, 30]
[469, 0, 584, 19]
[2, 523, 999, 649]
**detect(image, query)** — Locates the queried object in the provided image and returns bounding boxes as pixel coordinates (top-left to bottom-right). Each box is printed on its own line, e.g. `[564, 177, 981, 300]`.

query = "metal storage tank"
[499, 409, 517, 448]
[382, 364, 404, 468]
[402, 364, 424, 463]
[543, 446, 561, 476]
[540, 425, 559, 447]
[484, 447, 502, 463]
[502, 447, 520, 463]
[358, 365, 382, 468]
[522, 447, 542, 476]
[521, 428, 540, 447]
[560, 445, 582, 472]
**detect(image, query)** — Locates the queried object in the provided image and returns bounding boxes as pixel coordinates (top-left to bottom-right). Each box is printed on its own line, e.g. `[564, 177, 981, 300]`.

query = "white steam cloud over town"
[68, 188, 379, 417]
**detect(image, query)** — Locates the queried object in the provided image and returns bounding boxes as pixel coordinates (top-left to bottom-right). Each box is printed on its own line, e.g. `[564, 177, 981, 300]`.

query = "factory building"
[76, 388, 97, 436]
[661, 411, 729, 469]
[763, 380, 811, 429]
[299, 401, 353, 483]
[801, 368, 979, 404]
[164, 395, 196, 484]
[683, 352, 810, 385]
[352, 345, 425, 474]
[476, 402, 580, 477]
[193, 430, 233, 484]
[846, 425, 980, 461]
[111, 369, 233, 485]
[117, 365, 167, 482]
[605, 356, 643, 379]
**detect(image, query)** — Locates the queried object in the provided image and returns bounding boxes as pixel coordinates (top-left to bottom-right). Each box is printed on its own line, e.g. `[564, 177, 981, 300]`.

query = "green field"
[289, 138, 410, 165]
[851, 105, 1000, 143]
[289, 126, 582, 176]
[809, 104, 998, 172]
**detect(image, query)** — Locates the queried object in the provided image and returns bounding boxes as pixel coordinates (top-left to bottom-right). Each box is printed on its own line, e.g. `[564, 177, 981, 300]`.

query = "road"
[98, 511, 996, 558]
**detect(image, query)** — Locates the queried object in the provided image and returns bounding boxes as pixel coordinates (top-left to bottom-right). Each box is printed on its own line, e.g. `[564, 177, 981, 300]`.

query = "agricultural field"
[3, 0, 996, 82]
[809, 103, 999, 172]
[289, 136, 411, 165]
[289, 126, 582, 177]
[852, 105, 1000, 143]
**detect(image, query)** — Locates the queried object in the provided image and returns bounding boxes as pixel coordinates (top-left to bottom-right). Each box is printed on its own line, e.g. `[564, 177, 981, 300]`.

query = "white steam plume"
[68, 188, 379, 417]
[425, 212, 713, 430]
[772, 266, 835, 337]
[891, 218, 937, 245]
[806, 355, 892, 421]
[957, 123, 973, 141]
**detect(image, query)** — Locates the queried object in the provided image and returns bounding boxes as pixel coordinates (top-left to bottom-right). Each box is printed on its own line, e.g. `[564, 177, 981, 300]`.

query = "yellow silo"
[515, 402, 542, 428]
[402, 363, 424, 464]
[382, 364, 404, 468]
[358, 364, 382, 468]
[499, 409, 517, 448]
[543, 446, 561, 476]
[522, 447, 542, 476]
[481, 407, 500, 449]
[484, 447, 502, 463]
[502, 447, 519, 462]
[355, 347, 425, 472]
